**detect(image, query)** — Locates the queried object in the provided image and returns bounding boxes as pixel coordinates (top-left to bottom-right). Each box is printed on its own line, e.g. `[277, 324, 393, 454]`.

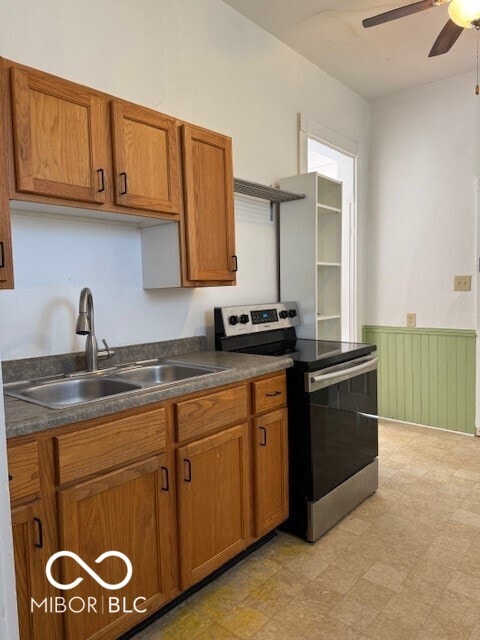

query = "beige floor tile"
[310, 615, 371, 640]
[312, 564, 359, 595]
[157, 607, 214, 640]
[452, 509, 480, 529]
[435, 589, 480, 627]
[397, 574, 445, 607]
[347, 577, 396, 611]
[415, 609, 476, 640]
[366, 613, 421, 640]
[448, 571, 480, 602]
[249, 617, 319, 640]
[295, 583, 344, 616]
[380, 594, 432, 630]
[196, 624, 242, 640]
[218, 603, 269, 640]
[363, 562, 408, 591]
[330, 594, 380, 631]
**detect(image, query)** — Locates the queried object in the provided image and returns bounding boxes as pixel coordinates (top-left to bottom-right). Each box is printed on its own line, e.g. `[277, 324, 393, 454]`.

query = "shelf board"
[234, 178, 306, 204]
[317, 261, 341, 267]
[317, 203, 341, 213]
[317, 315, 341, 322]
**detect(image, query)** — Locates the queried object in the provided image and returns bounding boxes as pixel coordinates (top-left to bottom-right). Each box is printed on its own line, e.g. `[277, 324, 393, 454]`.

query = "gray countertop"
[4, 348, 293, 439]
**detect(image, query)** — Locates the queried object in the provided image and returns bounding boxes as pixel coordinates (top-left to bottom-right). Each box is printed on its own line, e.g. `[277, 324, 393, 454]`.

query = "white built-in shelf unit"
[279, 172, 342, 341]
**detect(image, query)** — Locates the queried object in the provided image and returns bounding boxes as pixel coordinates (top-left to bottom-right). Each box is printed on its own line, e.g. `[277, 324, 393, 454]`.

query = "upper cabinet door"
[10, 66, 107, 204]
[182, 125, 236, 283]
[110, 101, 180, 215]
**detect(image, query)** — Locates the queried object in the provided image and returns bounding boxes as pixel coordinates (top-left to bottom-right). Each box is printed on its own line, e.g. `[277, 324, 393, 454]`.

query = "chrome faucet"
[75, 288, 113, 372]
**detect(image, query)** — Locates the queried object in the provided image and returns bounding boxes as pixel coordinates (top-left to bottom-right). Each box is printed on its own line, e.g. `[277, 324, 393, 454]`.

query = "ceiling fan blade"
[429, 19, 464, 56]
[363, 0, 434, 28]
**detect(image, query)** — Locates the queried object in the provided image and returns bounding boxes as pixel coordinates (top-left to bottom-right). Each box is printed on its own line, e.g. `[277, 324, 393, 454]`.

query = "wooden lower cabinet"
[58, 454, 176, 640]
[176, 423, 251, 589]
[12, 500, 59, 640]
[253, 408, 289, 538]
[9, 374, 288, 639]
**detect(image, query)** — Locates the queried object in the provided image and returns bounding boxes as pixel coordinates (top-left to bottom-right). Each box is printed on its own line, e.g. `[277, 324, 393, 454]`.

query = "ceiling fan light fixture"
[448, 0, 480, 28]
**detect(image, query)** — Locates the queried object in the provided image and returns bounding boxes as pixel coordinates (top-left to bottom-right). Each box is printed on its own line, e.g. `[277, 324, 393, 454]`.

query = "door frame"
[298, 114, 359, 341]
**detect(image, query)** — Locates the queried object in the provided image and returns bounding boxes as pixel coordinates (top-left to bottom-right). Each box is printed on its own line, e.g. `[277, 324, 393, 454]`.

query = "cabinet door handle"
[120, 172, 128, 195]
[8, 474, 13, 482]
[0, 241, 4, 269]
[161, 466, 170, 492]
[266, 390, 281, 397]
[34, 517, 43, 549]
[232, 255, 238, 272]
[259, 426, 267, 447]
[97, 168, 105, 193]
[184, 459, 192, 483]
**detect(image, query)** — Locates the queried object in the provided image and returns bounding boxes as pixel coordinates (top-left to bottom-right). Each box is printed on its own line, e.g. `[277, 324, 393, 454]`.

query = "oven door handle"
[308, 356, 378, 392]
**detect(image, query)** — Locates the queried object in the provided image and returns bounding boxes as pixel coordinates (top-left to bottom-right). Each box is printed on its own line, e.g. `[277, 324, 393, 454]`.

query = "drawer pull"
[232, 255, 238, 272]
[120, 172, 128, 195]
[266, 391, 282, 397]
[34, 517, 43, 549]
[161, 466, 170, 492]
[184, 459, 192, 483]
[0, 241, 4, 269]
[97, 168, 105, 193]
[259, 426, 267, 447]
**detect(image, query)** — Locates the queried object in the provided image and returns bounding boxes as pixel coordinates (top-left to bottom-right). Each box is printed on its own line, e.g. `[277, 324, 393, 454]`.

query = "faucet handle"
[100, 339, 115, 359]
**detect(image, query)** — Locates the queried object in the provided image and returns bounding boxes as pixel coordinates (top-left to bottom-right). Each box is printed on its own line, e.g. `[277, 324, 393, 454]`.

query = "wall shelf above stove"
[234, 178, 305, 219]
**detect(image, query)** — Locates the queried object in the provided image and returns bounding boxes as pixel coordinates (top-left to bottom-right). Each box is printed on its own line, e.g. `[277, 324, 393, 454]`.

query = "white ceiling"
[222, 0, 478, 100]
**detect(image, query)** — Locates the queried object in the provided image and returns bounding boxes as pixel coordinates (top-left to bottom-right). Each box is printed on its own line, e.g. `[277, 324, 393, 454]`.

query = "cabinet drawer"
[55, 408, 166, 485]
[175, 385, 248, 443]
[252, 374, 287, 415]
[7, 442, 40, 503]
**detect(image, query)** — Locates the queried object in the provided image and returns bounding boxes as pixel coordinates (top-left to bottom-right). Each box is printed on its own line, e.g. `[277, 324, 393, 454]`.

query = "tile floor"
[133, 420, 480, 640]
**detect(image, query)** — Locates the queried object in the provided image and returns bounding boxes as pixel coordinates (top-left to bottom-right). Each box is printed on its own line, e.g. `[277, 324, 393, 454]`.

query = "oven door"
[306, 354, 378, 501]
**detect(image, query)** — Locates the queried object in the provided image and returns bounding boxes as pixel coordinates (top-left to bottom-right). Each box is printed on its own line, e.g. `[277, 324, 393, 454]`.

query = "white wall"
[367, 71, 480, 329]
[0, 0, 369, 359]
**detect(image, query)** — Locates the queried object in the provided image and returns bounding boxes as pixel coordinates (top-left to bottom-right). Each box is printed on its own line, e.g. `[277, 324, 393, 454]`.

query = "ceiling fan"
[363, 0, 480, 57]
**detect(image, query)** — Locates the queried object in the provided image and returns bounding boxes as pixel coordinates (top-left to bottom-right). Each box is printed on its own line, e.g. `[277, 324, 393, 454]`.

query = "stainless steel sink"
[5, 377, 142, 409]
[4, 358, 230, 409]
[110, 363, 224, 385]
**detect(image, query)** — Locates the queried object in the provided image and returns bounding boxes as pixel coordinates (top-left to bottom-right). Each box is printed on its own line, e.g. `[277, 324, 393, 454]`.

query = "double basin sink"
[4, 360, 230, 409]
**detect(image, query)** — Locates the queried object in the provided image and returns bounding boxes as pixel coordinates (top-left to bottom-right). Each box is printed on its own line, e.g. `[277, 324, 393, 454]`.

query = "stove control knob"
[240, 314, 250, 324]
[288, 309, 298, 318]
[279, 310, 288, 319]
[228, 315, 239, 326]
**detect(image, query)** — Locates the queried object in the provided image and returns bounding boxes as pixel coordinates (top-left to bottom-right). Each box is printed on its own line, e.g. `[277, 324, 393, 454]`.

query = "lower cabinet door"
[253, 408, 289, 538]
[176, 423, 251, 589]
[58, 454, 176, 640]
[11, 500, 49, 640]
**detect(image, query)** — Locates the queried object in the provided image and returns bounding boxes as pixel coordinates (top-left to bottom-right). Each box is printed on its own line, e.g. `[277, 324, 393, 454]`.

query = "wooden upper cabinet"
[10, 66, 108, 204]
[181, 124, 236, 284]
[111, 101, 179, 215]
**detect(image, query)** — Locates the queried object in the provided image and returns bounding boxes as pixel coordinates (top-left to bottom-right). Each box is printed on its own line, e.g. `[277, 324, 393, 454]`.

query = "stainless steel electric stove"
[214, 301, 378, 542]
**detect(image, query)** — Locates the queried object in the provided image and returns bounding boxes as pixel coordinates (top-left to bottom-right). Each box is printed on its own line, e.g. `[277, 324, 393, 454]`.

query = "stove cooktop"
[237, 339, 376, 370]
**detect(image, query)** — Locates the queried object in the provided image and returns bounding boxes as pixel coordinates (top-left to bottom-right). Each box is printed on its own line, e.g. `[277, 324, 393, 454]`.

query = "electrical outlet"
[407, 313, 416, 328]
[454, 276, 471, 292]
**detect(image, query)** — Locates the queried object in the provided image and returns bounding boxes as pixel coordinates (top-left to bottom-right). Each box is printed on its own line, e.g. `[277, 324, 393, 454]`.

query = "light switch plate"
[407, 313, 416, 328]
[454, 276, 471, 292]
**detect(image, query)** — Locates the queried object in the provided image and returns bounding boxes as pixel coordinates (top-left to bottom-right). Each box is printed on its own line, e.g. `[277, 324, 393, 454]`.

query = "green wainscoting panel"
[362, 326, 476, 434]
